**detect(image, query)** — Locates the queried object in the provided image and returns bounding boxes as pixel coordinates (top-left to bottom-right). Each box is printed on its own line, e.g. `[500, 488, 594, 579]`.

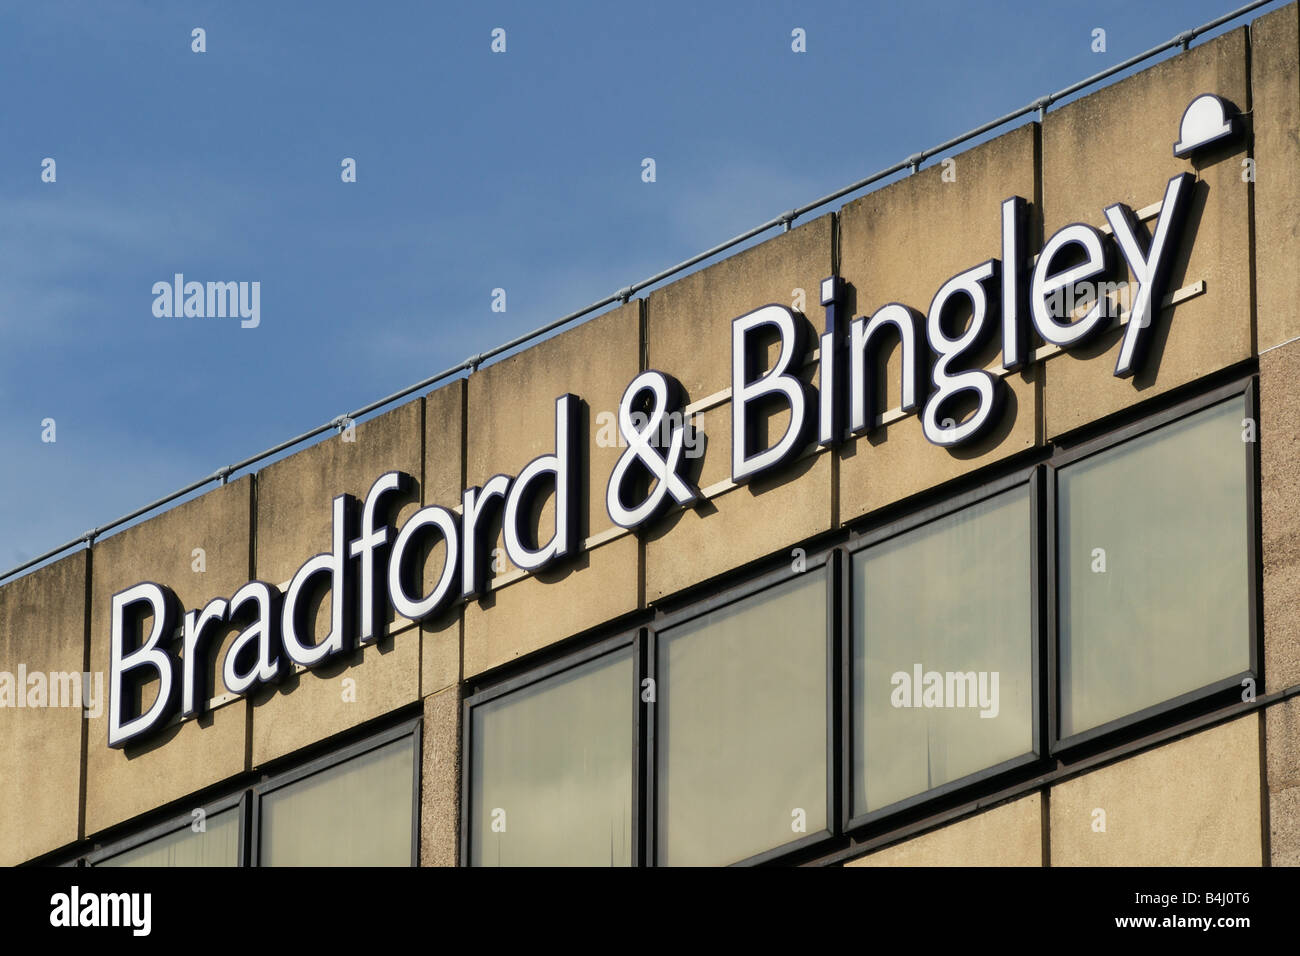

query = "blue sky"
[0, 0, 1269, 571]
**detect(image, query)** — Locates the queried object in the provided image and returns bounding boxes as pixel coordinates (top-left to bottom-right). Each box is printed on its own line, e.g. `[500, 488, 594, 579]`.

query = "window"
[92, 801, 242, 867]
[464, 565, 835, 869]
[652, 566, 831, 866]
[76, 718, 421, 867]
[465, 639, 635, 866]
[254, 730, 418, 866]
[1053, 389, 1256, 744]
[849, 479, 1037, 823]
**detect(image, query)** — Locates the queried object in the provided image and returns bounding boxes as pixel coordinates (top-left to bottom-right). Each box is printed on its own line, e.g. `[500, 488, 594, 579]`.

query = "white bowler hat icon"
[1173, 93, 1238, 158]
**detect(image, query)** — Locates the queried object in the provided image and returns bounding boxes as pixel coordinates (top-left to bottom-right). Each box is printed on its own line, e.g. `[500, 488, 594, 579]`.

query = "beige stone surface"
[467, 302, 640, 542]
[839, 367, 1038, 522]
[85, 479, 253, 836]
[1260, 341, 1300, 692]
[255, 398, 424, 633]
[837, 126, 1041, 523]
[846, 793, 1044, 867]
[1265, 695, 1300, 791]
[1048, 715, 1262, 865]
[1040, 28, 1252, 437]
[420, 684, 460, 866]
[421, 610, 461, 697]
[463, 535, 638, 677]
[641, 397, 831, 601]
[645, 445, 832, 602]
[1252, 2, 1300, 352]
[0, 553, 88, 864]
[643, 217, 834, 596]
[424, 379, 466, 506]
[249, 624, 421, 766]
[1265, 696, 1300, 865]
[250, 399, 426, 763]
[646, 215, 833, 400]
[1269, 785, 1300, 866]
[419, 381, 465, 697]
[462, 305, 641, 671]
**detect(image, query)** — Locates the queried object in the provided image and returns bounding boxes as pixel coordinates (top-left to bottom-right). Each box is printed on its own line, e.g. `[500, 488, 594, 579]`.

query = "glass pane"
[96, 807, 239, 867]
[471, 649, 633, 866]
[854, 486, 1034, 816]
[260, 735, 415, 866]
[1059, 396, 1251, 737]
[658, 573, 827, 866]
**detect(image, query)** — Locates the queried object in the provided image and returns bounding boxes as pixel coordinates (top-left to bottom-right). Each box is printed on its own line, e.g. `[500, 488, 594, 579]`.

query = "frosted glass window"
[96, 808, 239, 867]
[657, 573, 827, 866]
[471, 649, 633, 866]
[260, 735, 415, 866]
[853, 486, 1034, 816]
[1058, 396, 1251, 737]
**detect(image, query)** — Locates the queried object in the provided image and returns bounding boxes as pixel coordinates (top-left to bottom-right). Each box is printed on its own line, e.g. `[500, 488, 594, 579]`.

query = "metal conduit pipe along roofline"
[0, 0, 1282, 585]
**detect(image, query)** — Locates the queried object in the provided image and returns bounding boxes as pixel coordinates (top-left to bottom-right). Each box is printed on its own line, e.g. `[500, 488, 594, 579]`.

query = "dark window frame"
[85, 788, 249, 868]
[645, 546, 841, 867]
[249, 715, 423, 867]
[459, 630, 642, 867]
[842, 464, 1046, 832]
[1046, 377, 1261, 754]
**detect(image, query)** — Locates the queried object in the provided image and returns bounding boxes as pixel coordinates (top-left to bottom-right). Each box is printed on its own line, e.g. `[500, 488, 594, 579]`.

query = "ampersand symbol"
[606, 371, 700, 529]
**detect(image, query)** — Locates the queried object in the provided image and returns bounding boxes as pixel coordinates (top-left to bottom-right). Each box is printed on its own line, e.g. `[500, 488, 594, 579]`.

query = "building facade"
[4, 2, 1300, 868]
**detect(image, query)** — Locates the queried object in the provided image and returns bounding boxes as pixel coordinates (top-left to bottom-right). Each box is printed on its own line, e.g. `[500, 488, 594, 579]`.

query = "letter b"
[731, 304, 810, 481]
[109, 582, 182, 747]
